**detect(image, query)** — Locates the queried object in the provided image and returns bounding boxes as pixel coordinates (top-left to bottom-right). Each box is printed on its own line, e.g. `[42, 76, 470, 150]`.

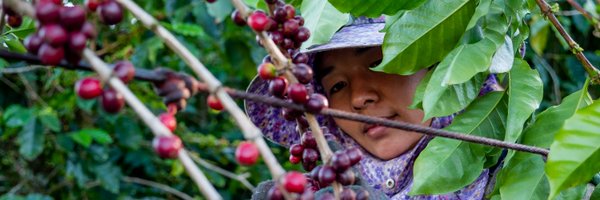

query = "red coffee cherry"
[207, 94, 224, 111]
[295, 27, 310, 43]
[305, 93, 328, 113]
[85, 0, 100, 11]
[38, 0, 62, 5]
[159, 113, 177, 132]
[289, 143, 304, 157]
[292, 52, 309, 64]
[38, 43, 64, 65]
[98, 1, 123, 25]
[337, 170, 356, 186]
[287, 83, 308, 104]
[292, 63, 313, 84]
[75, 77, 102, 99]
[302, 148, 319, 163]
[309, 165, 322, 180]
[6, 15, 22, 27]
[273, 6, 287, 22]
[258, 62, 277, 80]
[346, 147, 363, 165]
[60, 6, 86, 30]
[266, 186, 283, 200]
[331, 151, 351, 172]
[81, 22, 97, 39]
[282, 19, 299, 37]
[268, 76, 288, 98]
[247, 11, 270, 32]
[294, 16, 304, 26]
[152, 135, 182, 159]
[302, 160, 316, 171]
[318, 166, 336, 186]
[235, 141, 260, 166]
[68, 31, 87, 53]
[231, 10, 246, 26]
[356, 189, 370, 200]
[283, 171, 307, 193]
[282, 38, 294, 49]
[284, 5, 295, 20]
[113, 61, 135, 83]
[40, 24, 68, 47]
[35, 2, 60, 25]
[24, 33, 44, 54]
[341, 187, 357, 200]
[270, 31, 284, 45]
[101, 88, 125, 113]
[289, 155, 301, 164]
[301, 131, 317, 149]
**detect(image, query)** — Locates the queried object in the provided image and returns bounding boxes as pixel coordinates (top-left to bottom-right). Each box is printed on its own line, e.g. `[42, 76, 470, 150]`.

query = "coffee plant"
[0, 0, 599, 199]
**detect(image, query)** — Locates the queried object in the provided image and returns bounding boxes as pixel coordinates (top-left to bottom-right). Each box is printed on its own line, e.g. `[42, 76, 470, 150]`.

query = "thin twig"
[0, 76, 21, 92]
[1, 65, 44, 74]
[18, 72, 48, 106]
[188, 153, 256, 191]
[122, 176, 194, 200]
[566, 0, 598, 25]
[114, 0, 286, 182]
[535, 0, 600, 84]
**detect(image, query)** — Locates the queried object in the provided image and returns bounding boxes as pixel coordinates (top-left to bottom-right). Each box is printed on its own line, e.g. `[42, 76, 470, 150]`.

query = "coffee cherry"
[284, 5, 295, 19]
[113, 61, 135, 83]
[292, 52, 309, 64]
[98, 1, 123, 25]
[319, 193, 335, 200]
[346, 148, 362, 165]
[283, 171, 307, 193]
[302, 148, 319, 163]
[264, 0, 278, 4]
[24, 34, 44, 54]
[235, 141, 260, 166]
[282, 38, 294, 49]
[332, 151, 351, 172]
[81, 22, 97, 39]
[152, 135, 182, 159]
[3, 4, 16, 16]
[295, 27, 310, 43]
[68, 31, 87, 53]
[341, 187, 357, 200]
[35, 2, 60, 25]
[60, 6, 86, 30]
[294, 16, 304, 26]
[6, 15, 22, 27]
[262, 55, 272, 64]
[39, 0, 62, 5]
[85, 0, 100, 11]
[282, 107, 302, 121]
[292, 63, 313, 84]
[337, 170, 356, 186]
[273, 7, 287, 22]
[159, 113, 177, 132]
[287, 83, 308, 104]
[247, 11, 270, 32]
[318, 166, 336, 186]
[266, 186, 283, 200]
[75, 77, 102, 99]
[270, 31, 284, 45]
[206, 0, 217, 3]
[267, 18, 278, 32]
[302, 160, 316, 171]
[309, 165, 322, 180]
[356, 189, 370, 200]
[38, 43, 64, 65]
[300, 189, 315, 200]
[40, 24, 68, 46]
[101, 88, 125, 113]
[231, 10, 246, 26]
[289, 143, 304, 157]
[289, 155, 301, 164]
[301, 131, 317, 149]
[268, 76, 288, 97]
[283, 19, 299, 37]
[207, 94, 224, 111]
[258, 62, 277, 80]
[305, 94, 328, 113]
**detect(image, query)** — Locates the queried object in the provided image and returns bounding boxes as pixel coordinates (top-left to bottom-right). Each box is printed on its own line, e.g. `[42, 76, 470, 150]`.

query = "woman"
[245, 17, 499, 199]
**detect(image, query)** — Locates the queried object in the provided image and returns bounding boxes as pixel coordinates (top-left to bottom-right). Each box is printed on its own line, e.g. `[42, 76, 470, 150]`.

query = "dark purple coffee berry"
[294, 16, 304, 26]
[101, 88, 125, 113]
[356, 189, 370, 200]
[81, 22, 97, 39]
[346, 147, 362, 165]
[40, 24, 68, 47]
[337, 170, 356, 186]
[284, 5, 295, 19]
[287, 83, 308, 104]
[264, 0, 278, 5]
[262, 55, 272, 64]
[341, 187, 357, 200]
[24, 33, 44, 54]
[301, 131, 317, 149]
[305, 94, 328, 113]
[231, 10, 246, 26]
[292, 63, 313, 84]
[295, 27, 311, 43]
[283, 19, 299, 37]
[310, 165, 322, 180]
[113, 60, 135, 83]
[68, 31, 87, 53]
[6, 15, 22, 27]
[270, 31, 284, 45]
[302, 160, 316, 171]
[289, 144, 304, 157]
[282, 38, 294, 49]
[35, 2, 60, 25]
[332, 151, 351, 172]
[266, 186, 283, 200]
[268, 76, 288, 97]
[273, 7, 287, 22]
[98, 1, 123, 25]
[299, 189, 315, 200]
[319, 193, 335, 200]
[302, 148, 319, 163]
[38, 43, 64, 65]
[60, 6, 86, 30]
[318, 166, 336, 186]
[282, 106, 302, 121]
[293, 52, 309, 64]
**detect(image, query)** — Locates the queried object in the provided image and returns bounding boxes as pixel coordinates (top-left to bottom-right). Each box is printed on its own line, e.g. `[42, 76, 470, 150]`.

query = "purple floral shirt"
[245, 75, 500, 199]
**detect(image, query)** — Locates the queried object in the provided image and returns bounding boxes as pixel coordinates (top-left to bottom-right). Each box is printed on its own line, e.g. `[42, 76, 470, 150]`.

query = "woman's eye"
[369, 59, 383, 68]
[329, 81, 347, 94]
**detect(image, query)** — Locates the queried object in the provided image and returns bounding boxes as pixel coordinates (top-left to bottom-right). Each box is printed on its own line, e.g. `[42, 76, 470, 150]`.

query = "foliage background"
[0, 0, 598, 199]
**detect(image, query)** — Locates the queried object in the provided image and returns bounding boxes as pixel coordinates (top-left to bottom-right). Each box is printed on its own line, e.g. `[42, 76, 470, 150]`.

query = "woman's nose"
[350, 81, 379, 111]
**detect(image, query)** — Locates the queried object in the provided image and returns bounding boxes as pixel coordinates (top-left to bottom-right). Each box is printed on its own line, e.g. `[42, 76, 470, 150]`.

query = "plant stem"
[122, 176, 194, 200]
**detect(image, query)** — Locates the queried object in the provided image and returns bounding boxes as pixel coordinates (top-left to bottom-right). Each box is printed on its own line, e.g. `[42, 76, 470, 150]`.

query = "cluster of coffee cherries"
[266, 171, 313, 200]
[2, 4, 23, 28]
[318, 187, 371, 200]
[310, 148, 362, 189]
[75, 60, 134, 113]
[289, 130, 321, 171]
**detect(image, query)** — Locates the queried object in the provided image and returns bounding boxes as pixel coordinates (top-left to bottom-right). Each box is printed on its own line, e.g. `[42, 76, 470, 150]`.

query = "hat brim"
[304, 23, 385, 54]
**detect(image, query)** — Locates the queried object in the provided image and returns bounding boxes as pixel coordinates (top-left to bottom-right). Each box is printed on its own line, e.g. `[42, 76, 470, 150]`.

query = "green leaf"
[115, 117, 143, 149]
[496, 151, 549, 200]
[441, 14, 509, 85]
[37, 107, 61, 132]
[373, 0, 477, 75]
[422, 62, 487, 120]
[300, 0, 349, 49]
[69, 131, 93, 147]
[466, 0, 491, 30]
[24, 194, 53, 200]
[409, 69, 433, 110]
[70, 129, 113, 147]
[16, 118, 45, 160]
[4, 35, 27, 53]
[488, 35, 514, 73]
[0, 194, 25, 200]
[206, 0, 234, 23]
[326, 0, 426, 17]
[505, 59, 543, 143]
[93, 162, 122, 193]
[3, 105, 34, 128]
[554, 184, 587, 200]
[412, 91, 506, 194]
[546, 99, 600, 199]
[591, 184, 600, 200]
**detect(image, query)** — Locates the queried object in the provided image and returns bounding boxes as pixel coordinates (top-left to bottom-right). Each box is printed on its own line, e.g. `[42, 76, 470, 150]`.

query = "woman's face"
[316, 47, 431, 160]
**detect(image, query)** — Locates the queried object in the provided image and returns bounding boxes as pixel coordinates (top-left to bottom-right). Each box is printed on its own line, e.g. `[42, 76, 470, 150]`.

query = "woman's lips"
[363, 115, 397, 138]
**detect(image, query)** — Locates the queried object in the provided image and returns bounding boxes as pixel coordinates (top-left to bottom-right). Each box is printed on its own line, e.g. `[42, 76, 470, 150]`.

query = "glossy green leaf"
[3, 105, 34, 128]
[466, 0, 491, 30]
[412, 92, 506, 194]
[69, 131, 93, 147]
[422, 59, 487, 120]
[546, 99, 600, 199]
[4, 35, 27, 53]
[16, 118, 45, 160]
[488, 35, 514, 73]
[300, 0, 349, 49]
[441, 14, 509, 85]
[505, 59, 543, 143]
[327, 0, 426, 17]
[93, 162, 121, 193]
[86, 129, 113, 145]
[206, 0, 234, 23]
[37, 107, 61, 132]
[497, 151, 548, 200]
[554, 184, 587, 200]
[373, 0, 476, 75]
[591, 184, 600, 200]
